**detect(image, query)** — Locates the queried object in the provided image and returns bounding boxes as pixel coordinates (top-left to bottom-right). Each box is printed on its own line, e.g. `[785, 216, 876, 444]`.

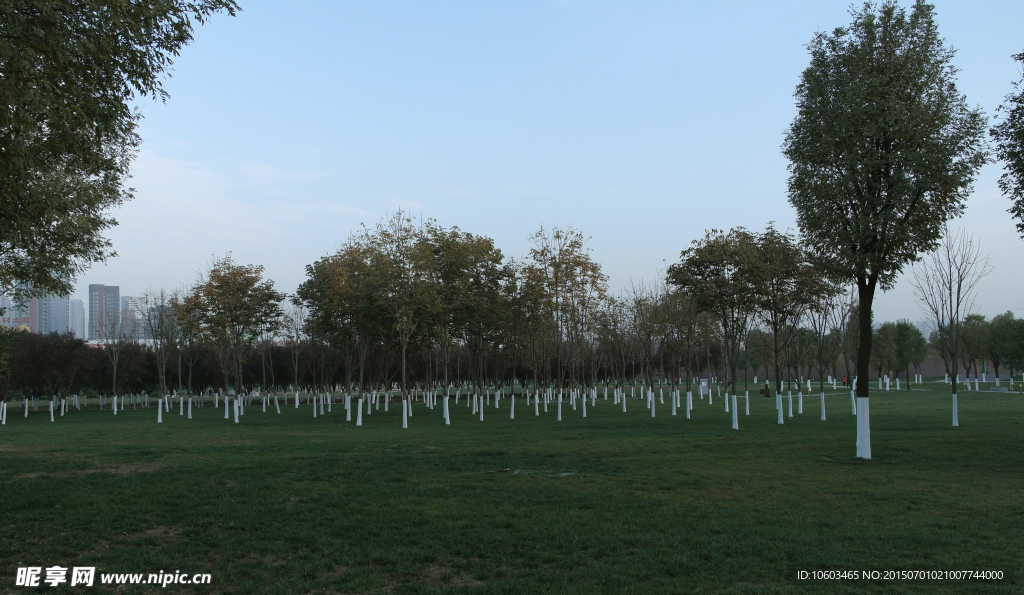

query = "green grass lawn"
[1, 385, 1021, 594]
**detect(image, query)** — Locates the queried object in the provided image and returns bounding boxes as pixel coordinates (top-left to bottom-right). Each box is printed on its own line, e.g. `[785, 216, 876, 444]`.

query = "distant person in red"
[842, 376, 848, 388]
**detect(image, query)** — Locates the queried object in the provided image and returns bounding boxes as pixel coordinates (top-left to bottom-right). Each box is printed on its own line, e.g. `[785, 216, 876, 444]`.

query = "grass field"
[1, 385, 1021, 594]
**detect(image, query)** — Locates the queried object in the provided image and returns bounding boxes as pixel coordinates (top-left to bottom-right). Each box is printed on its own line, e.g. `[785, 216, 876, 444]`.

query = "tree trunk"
[855, 276, 876, 460]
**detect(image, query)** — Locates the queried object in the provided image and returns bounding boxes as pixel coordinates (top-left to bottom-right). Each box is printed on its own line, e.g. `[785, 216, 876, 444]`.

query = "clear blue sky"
[77, 0, 1024, 323]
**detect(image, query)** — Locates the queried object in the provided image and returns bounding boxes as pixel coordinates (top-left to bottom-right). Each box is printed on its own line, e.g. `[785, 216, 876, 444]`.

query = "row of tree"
[6, 210, 1022, 402]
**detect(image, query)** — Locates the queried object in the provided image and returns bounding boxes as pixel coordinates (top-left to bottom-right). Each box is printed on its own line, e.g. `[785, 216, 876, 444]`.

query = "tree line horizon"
[2, 212, 1022, 404]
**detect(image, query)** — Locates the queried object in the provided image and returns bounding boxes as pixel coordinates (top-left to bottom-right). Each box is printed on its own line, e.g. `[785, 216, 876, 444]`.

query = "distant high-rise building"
[69, 299, 86, 339]
[88, 284, 120, 340]
[36, 294, 70, 334]
[120, 295, 141, 338]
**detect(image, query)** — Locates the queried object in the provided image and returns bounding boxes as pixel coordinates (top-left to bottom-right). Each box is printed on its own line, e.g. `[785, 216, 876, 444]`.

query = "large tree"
[0, 0, 237, 303]
[191, 254, 284, 396]
[752, 225, 824, 397]
[528, 225, 607, 390]
[782, 0, 987, 458]
[667, 228, 759, 400]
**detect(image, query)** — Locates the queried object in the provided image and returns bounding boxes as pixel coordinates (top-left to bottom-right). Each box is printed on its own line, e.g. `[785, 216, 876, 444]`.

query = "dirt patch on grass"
[389, 566, 485, 588]
[123, 525, 183, 543]
[421, 565, 485, 587]
[0, 443, 23, 452]
[14, 462, 161, 479]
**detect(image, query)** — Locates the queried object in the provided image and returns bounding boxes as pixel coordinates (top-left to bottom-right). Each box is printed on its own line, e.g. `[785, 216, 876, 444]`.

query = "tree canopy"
[992, 51, 1024, 237]
[0, 0, 238, 303]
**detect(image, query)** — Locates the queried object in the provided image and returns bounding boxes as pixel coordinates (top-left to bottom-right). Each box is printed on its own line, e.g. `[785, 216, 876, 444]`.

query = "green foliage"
[992, 51, 1024, 237]
[897, 319, 929, 371]
[784, 1, 987, 291]
[667, 228, 759, 384]
[0, 0, 237, 301]
[191, 254, 285, 394]
[959, 314, 990, 376]
[988, 311, 1024, 375]
[872, 319, 926, 380]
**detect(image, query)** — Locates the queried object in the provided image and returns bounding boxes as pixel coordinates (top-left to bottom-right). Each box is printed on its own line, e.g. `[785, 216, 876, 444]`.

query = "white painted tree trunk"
[582, 398, 587, 418]
[850, 391, 856, 415]
[787, 392, 793, 418]
[158, 400, 163, 423]
[776, 393, 783, 425]
[346, 395, 352, 421]
[402, 399, 408, 428]
[557, 394, 562, 421]
[686, 391, 691, 419]
[650, 395, 655, 418]
[820, 393, 826, 421]
[856, 397, 870, 459]
[356, 399, 363, 426]
[798, 392, 803, 414]
[479, 396, 484, 421]
[745, 391, 749, 415]
[224, 397, 229, 419]
[234, 399, 240, 423]
[724, 393, 729, 413]
[952, 393, 959, 427]
[189, 398, 193, 419]
[510, 394, 515, 419]
[444, 396, 450, 425]
[731, 395, 738, 430]
[275, 395, 281, 414]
